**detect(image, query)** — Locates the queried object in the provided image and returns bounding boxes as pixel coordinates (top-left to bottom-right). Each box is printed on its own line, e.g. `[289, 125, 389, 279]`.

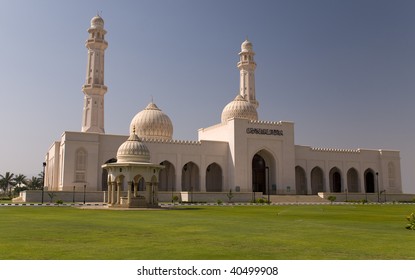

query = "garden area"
[0, 204, 414, 259]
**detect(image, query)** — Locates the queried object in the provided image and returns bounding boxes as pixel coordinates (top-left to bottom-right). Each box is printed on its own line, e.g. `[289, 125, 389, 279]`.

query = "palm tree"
[13, 174, 27, 188]
[12, 174, 28, 196]
[26, 176, 42, 190]
[0, 172, 15, 196]
[38, 170, 45, 184]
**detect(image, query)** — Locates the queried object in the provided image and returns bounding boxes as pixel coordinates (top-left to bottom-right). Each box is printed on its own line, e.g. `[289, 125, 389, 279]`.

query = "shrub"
[327, 196, 336, 204]
[255, 198, 269, 204]
[217, 199, 223, 205]
[56, 200, 64, 205]
[405, 213, 415, 230]
[226, 189, 234, 202]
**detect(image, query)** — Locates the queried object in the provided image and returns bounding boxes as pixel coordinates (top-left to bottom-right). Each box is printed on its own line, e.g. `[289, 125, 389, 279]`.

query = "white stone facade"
[44, 16, 402, 199]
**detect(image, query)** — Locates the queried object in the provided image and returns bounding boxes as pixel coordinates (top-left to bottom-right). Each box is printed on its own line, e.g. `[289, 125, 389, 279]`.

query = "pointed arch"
[251, 149, 276, 195]
[295, 166, 307, 195]
[133, 175, 146, 191]
[311, 167, 324, 194]
[330, 167, 342, 193]
[181, 162, 200, 192]
[347, 168, 359, 193]
[159, 161, 176, 192]
[206, 163, 222, 192]
[364, 169, 375, 193]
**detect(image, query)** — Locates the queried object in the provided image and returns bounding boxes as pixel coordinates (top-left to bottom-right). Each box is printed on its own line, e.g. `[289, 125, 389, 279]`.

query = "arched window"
[388, 162, 395, 188]
[159, 161, 176, 192]
[75, 148, 87, 182]
[311, 167, 324, 194]
[347, 168, 359, 193]
[295, 166, 307, 195]
[329, 167, 342, 193]
[206, 163, 222, 192]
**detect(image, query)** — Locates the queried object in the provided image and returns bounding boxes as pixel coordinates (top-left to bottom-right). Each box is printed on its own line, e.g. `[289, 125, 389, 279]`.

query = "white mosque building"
[43, 15, 402, 203]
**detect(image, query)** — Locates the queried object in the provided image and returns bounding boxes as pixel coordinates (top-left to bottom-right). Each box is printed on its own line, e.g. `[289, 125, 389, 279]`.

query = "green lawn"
[0, 204, 414, 260]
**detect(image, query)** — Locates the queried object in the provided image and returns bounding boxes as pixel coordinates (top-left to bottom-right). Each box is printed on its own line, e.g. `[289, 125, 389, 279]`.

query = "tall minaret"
[81, 15, 108, 133]
[237, 39, 258, 109]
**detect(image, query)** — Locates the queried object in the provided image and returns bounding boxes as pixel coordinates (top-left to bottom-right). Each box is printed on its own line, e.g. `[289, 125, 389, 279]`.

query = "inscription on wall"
[246, 128, 283, 136]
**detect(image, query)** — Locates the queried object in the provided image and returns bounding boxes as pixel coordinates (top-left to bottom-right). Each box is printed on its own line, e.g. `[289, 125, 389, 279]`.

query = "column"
[111, 182, 116, 204]
[116, 181, 121, 205]
[127, 181, 132, 206]
[134, 180, 138, 197]
[146, 182, 152, 205]
[107, 180, 112, 204]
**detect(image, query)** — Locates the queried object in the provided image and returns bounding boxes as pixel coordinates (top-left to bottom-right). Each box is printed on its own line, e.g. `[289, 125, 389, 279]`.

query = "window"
[75, 148, 87, 182]
[388, 162, 395, 188]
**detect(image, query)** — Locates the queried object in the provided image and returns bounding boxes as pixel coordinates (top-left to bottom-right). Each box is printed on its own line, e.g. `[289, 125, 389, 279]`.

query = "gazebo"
[102, 130, 164, 208]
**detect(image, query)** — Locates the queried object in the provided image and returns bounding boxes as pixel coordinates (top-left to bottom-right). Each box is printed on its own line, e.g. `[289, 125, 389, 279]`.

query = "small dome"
[91, 15, 104, 28]
[241, 39, 253, 52]
[221, 94, 258, 123]
[130, 102, 173, 141]
[117, 132, 150, 163]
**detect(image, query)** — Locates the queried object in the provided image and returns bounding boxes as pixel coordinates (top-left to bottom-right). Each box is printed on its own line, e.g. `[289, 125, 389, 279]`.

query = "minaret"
[81, 15, 108, 133]
[237, 39, 258, 109]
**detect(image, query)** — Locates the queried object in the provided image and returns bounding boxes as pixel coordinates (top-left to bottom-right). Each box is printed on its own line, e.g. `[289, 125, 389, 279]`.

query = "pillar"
[111, 181, 116, 204]
[127, 181, 132, 206]
[146, 182, 152, 205]
[116, 181, 121, 205]
[107, 180, 112, 204]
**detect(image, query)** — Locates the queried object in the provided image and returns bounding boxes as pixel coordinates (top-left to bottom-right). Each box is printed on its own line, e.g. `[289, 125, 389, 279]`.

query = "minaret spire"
[237, 39, 258, 109]
[81, 15, 108, 133]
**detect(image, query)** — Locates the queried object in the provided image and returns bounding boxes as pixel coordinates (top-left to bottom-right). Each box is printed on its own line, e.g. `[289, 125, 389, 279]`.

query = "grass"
[0, 204, 414, 260]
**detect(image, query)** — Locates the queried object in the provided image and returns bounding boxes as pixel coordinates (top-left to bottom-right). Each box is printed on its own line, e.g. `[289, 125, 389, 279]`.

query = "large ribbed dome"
[117, 132, 150, 163]
[130, 102, 173, 141]
[221, 94, 258, 123]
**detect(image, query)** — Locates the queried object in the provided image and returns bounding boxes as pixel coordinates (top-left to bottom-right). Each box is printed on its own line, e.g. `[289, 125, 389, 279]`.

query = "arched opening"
[311, 167, 324, 194]
[330, 167, 342, 193]
[347, 168, 359, 193]
[252, 154, 266, 193]
[159, 161, 176, 192]
[206, 163, 222, 192]
[133, 175, 146, 191]
[365, 169, 375, 193]
[251, 150, 276, 195]
[101, 169, 108, 191]
[295, 166, 307, 195]
[75, 148, 87, 182]
[181, 162, 200, 192]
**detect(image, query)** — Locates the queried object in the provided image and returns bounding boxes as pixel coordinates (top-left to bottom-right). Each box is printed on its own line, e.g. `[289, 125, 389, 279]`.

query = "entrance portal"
[252, 154, 266, 193]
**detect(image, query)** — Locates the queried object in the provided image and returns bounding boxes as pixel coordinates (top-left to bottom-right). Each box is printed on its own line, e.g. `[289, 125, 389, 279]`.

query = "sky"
[0, 0, 414, 193]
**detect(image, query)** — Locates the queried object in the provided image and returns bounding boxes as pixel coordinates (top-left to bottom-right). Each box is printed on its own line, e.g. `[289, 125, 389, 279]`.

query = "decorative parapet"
[310, 147, 361, 154]
[249, 120, 283, 126]
[142, 138, 201, 145]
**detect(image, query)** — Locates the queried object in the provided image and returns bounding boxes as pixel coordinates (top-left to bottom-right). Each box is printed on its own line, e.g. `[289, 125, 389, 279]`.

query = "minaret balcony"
[82, 84, 108, 91]
[85, 39, 108, 49]
[237, 61, 257, 68]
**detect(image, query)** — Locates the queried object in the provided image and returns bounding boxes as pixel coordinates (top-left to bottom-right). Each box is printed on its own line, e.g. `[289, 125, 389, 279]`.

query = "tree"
[0, 172, 15, 196]
[13, 174, 27, 188]
[38, 170, 45, 185]
[26, 176, 42, 190]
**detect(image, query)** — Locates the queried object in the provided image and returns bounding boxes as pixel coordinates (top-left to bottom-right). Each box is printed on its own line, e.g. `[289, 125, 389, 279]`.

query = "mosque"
[43, 15, 402, 203]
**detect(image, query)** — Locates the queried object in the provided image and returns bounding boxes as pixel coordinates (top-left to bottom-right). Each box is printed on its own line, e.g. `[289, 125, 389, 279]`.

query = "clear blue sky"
[0, 0, 414, 193]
